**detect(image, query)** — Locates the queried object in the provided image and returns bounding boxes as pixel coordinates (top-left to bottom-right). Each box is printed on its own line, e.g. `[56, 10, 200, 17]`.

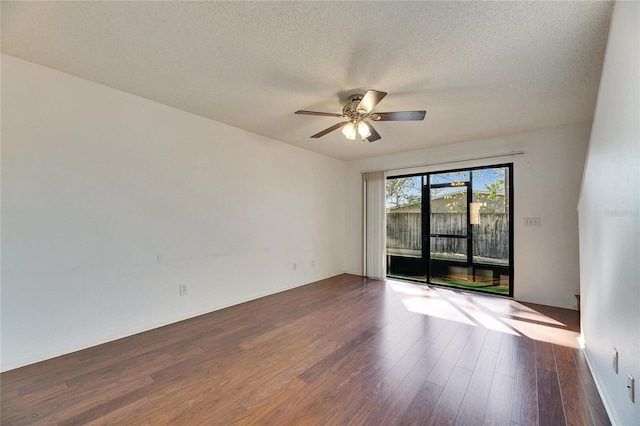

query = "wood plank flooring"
[1, 274, 610, 425]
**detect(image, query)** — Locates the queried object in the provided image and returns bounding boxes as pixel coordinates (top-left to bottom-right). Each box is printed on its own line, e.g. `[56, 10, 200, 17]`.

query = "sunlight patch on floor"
[502, 317, 580, 348]
[434, 288, 519, 335]
[388, 281, 475, 326]
[387, 279, 576, 342]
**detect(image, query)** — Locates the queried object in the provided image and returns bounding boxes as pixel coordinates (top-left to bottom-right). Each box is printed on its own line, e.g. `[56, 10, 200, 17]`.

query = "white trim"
[582, 341, 619, 425]
[362, 173, 367, 276]
[361, 150, 525, 174]
[514, 296, 578, 311]
[0, 274, 337, 372]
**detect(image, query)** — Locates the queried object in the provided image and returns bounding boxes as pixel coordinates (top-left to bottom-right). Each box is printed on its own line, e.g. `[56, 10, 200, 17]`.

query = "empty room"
[1, 1, 638, 425]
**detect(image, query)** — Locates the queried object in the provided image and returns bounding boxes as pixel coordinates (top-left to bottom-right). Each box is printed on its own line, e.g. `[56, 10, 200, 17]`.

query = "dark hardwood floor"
[1, 274, 610, 425]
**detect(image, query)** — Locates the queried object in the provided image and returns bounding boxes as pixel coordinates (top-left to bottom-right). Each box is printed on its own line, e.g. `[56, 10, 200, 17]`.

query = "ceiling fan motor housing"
[342, 94, 380, 121]
[342, 94, 363, 118]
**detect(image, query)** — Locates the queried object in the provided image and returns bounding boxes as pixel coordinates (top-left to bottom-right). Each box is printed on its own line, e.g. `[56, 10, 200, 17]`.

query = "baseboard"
[1, 273, 342, 373]
[514, 296, 577, 311]
[581, 340, 619, 425]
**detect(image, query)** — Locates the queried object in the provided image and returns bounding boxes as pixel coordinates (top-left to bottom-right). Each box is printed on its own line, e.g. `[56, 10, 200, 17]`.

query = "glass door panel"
[386, 176, 425, 281]
[427, 165, 512, 295]
[468, 167, 511, 294]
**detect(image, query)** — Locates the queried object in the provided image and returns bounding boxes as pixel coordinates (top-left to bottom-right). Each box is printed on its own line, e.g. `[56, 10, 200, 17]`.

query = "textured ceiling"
[1, 1, 613, 161]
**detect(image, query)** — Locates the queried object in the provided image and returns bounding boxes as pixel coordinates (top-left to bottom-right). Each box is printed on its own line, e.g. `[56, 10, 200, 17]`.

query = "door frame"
[387, 163, 514, 297]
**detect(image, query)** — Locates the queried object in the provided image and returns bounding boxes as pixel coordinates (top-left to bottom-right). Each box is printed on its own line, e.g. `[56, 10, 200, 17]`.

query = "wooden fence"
[387, 213, 509, 259]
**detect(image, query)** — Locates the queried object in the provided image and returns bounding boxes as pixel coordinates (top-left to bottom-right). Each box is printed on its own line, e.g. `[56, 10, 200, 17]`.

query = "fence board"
[386, 213, 509, 260]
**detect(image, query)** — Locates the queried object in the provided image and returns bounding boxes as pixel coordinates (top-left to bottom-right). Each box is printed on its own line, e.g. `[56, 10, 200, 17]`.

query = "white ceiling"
[1, 1, 613, 161]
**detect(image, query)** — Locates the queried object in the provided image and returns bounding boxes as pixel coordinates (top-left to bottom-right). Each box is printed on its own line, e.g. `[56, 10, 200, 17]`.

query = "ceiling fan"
[295, 89, 426, 142]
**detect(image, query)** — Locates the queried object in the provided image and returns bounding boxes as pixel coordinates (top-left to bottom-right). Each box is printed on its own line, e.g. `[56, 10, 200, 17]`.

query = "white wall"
[0, 55, 346, 372]
[578, 2, 640, 424]
[346, 123, 591, 309]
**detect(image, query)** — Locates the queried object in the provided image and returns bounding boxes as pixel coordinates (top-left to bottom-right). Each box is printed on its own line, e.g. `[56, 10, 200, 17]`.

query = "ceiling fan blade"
[374, 111, 426, 121]
[356, 90, 387, 113]
[310, 121, 349, 138]
[295, 110, 343, 118]
[364, 122, 381, 142]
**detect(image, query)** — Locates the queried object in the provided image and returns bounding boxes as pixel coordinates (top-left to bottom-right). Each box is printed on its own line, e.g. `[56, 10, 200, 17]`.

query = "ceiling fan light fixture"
[295, 89, 426, 143]
[342, 121, 357, 140]
[357, 120, 371, 139]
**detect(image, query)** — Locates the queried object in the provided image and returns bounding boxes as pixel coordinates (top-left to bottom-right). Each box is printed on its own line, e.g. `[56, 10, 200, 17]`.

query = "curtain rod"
[360, 150, 525, 174]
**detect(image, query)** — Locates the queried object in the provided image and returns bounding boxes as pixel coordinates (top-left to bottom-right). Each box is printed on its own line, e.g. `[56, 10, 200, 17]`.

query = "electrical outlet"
[613, 348, 619, 374]
[179, 284, 188, 296]
[311, 260, 315, 267]
[628, 373, 635, 403]
[292, 263, 297, 271]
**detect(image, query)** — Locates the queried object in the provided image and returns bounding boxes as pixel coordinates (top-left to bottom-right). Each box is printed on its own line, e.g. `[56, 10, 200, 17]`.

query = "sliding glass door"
[386, 175, 425, 279]
[386, 164, 513, 296]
